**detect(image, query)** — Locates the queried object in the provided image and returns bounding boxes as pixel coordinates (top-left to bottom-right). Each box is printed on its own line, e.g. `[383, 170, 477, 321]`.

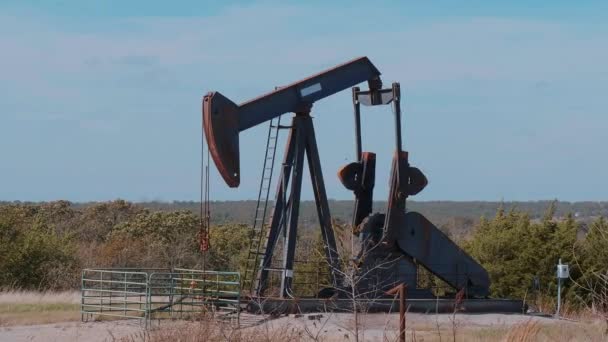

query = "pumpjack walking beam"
[203, 57, 382, 188]
[203, 57, 384, 298]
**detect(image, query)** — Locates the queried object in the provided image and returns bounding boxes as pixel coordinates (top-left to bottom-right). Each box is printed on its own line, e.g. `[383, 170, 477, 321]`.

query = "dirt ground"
[0, 320, 142, 342]
[2, 312, 602, 342]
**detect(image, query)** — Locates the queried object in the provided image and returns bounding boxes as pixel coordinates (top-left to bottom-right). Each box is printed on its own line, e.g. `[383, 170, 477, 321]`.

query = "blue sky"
[1, 1, 607, 202]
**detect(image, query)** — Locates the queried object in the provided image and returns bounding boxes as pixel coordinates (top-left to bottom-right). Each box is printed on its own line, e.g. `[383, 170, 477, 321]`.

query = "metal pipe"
[399, 284, 406, 342]
[352, 87, 362, 161]
[392, 82, 402, 152]
[386, 283, 407, 342]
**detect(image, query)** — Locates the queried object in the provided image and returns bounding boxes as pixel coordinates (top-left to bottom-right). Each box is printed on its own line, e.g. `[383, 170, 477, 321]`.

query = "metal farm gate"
[81, 268, 240, 327]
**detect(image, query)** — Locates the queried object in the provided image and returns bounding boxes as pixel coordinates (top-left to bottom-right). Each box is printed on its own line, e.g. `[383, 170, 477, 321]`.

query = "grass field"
[0, 290, 81, 326]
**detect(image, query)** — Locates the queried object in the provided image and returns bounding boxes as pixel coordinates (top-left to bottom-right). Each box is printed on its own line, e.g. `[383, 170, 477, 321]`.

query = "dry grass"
[0, 310, 80, 327]
[0, 290, 80, 305]
[119, 319, 306, 342]
[115, 313, 608, 342]
[430, 318, 606, 342]
[504, 319, 541, 341]
[0, 291, 607, 341]
[0, 309, 606, 341]
[0, 290, 81, 326]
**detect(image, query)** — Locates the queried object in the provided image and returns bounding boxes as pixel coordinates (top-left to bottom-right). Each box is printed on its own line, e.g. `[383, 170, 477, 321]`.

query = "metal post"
[400, 285, 406, 342]
[557, 258, 562, 318]
[145, 273, 149, 329]
[168, 273, 172, 317]
[81, 270, 85, 322]
[179, 272, 184, 319]
[557, 277, 561, 318]
[391, 82, 402, 152]
[124, 273, 127, 317]
[100, 271, 103, 316]
[352, 87, 362, 161]
[386, 283, 407, 342]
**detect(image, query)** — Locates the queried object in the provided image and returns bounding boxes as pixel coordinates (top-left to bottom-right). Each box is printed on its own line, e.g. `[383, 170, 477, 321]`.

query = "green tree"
[571, 217, 608, 306]
[76, 200, 144, 242]
[0, 221, 78, 289]
[206, 224, 251, 272]
[465, 204, 580, 299]
[106, 210, 200, 268]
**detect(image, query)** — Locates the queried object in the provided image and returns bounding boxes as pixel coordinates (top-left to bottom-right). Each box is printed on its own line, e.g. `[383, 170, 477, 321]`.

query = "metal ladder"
[243, 115, 282, 294]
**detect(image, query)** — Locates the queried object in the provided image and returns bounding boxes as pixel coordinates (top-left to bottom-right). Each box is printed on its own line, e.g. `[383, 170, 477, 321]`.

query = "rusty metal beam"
[202, 57, 381, 187]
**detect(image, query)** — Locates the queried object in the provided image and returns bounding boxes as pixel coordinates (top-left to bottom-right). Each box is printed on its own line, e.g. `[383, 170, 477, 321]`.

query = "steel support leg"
[256, 113, 343, 298]
[280, 116, 307, 298]
[304, 118, 343, 288]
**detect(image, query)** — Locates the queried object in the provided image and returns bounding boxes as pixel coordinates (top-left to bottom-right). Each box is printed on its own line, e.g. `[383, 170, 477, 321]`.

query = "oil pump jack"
[202, 57, 490, 301]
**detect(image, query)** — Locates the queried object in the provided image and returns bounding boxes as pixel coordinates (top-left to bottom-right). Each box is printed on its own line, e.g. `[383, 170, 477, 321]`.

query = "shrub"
[0, 222, 79, 290]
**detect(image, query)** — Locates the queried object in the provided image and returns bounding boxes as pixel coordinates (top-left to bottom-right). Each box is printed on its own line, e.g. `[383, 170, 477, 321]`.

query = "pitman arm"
[202, 57, 382, 187]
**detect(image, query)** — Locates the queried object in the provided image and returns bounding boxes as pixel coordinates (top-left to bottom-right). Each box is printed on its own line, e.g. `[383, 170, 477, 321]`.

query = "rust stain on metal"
[202, 92, 240, 187]
[385, 283, 407, 342]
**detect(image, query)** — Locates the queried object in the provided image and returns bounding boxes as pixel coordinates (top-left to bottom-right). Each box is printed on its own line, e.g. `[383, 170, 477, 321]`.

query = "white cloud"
[2, 5, 607, 87]
[1, 3, 606, 201]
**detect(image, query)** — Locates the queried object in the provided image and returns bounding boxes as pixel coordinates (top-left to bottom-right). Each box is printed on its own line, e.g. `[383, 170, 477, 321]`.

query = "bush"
[464, 204, 579, 299]
[0, 222, 79, 290]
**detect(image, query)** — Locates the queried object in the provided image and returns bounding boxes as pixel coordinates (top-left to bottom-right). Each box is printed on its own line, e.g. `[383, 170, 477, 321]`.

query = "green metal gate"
[81, 268, 240, 327]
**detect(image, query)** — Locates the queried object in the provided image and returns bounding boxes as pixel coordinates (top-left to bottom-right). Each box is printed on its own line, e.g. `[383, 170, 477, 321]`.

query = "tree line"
[464, 203, 608, 310]
[1, 199, 607, 312]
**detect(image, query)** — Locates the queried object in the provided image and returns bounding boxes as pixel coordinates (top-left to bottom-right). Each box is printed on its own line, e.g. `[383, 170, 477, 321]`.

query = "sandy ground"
[0, 320, 145, 342]
[0, 312, 567, 342]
